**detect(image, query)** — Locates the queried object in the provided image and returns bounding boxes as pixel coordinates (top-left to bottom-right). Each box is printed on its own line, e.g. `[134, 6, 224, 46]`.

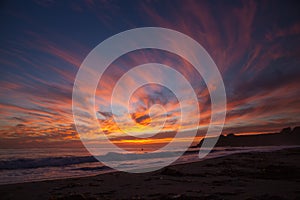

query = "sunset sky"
[0, 0, 300, 149]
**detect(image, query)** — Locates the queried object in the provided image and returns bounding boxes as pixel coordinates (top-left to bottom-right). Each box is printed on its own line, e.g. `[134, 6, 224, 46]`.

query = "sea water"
[0, 146, 298, 185]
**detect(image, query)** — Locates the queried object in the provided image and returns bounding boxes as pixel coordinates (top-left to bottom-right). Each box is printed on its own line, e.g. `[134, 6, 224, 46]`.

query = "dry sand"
[0, 147, 299, 200]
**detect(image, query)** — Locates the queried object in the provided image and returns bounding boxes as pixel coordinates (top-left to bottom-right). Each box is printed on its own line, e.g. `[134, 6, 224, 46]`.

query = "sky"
[0, 0, 300, 149]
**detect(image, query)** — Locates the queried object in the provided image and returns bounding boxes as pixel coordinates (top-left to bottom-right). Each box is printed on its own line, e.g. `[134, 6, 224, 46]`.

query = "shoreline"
[1, 145, 298, 186]
[1, 147, 299, 199]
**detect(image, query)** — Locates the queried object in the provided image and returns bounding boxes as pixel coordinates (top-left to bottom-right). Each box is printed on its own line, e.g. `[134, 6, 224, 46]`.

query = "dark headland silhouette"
[194, 126, 300, 147]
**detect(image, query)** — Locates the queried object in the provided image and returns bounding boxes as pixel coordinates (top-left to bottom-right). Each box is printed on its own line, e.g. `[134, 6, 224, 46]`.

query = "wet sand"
[0, 147, 299, 200]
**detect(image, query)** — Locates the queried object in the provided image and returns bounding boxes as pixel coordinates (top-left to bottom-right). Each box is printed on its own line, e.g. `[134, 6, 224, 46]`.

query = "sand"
[0, 147, 299, 200]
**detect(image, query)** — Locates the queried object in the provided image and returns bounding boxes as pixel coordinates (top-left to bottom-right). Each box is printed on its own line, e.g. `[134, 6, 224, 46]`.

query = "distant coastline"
[193, 126, 300, 147]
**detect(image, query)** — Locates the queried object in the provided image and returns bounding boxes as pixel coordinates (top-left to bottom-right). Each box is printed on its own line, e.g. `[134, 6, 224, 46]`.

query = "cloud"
[1, 0, 300, 147]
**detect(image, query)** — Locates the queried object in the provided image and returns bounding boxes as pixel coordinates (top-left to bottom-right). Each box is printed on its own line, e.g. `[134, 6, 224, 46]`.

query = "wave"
[0, 148, 242, 170]
[0, 156, 98, 170]
[0, 150, 188, 170]
[72, 166, 111, 171]
[1, 146, 292, 171]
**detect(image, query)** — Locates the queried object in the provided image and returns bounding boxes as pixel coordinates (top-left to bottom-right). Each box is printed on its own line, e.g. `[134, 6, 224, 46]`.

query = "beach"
[0, 147, 299, 200]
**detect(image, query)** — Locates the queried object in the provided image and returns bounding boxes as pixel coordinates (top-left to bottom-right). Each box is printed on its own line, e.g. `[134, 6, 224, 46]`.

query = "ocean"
[0, 146, 297, 185]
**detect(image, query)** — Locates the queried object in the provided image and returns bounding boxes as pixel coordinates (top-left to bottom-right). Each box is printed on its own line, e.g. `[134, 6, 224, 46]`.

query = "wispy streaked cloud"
[0, 0, 300, 148]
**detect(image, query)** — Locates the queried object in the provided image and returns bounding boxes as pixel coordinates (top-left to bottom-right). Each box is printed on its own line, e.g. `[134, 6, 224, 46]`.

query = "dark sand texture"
[0, 148, 299, 200]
